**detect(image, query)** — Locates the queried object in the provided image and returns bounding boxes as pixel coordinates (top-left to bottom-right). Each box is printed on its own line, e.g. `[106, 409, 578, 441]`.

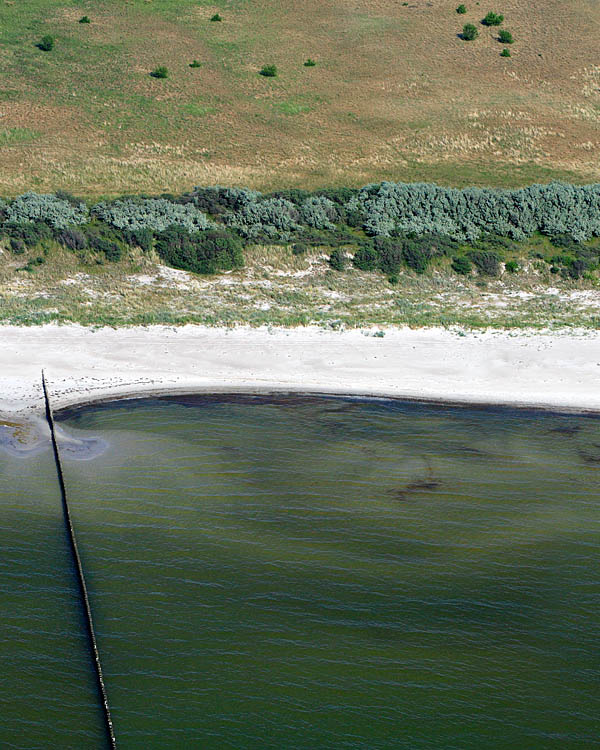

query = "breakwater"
[41, 371, 117, 750]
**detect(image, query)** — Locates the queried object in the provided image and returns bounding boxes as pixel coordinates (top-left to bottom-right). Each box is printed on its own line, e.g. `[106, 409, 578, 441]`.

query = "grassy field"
[1, 0, 600, 196]
[1, 237, 599, 329]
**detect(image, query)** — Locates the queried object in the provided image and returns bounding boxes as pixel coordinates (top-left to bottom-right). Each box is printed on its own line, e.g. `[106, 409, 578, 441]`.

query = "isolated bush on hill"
[259, 65, 277, 77]
[150, 66, 168, 79]
[456, 5, 467, 14]
[462, 24, 478, 40]
[5, 192, 89, 228]
[37, 35, 55, 51]
[155, 227, 243, 274]
[482, 12, 504, 26]
[92, 198, 213, 233]
[498, 29, 513, 44]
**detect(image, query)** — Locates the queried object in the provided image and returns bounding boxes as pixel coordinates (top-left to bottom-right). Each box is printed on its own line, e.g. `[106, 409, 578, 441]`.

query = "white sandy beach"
[1, 325, 599, 423]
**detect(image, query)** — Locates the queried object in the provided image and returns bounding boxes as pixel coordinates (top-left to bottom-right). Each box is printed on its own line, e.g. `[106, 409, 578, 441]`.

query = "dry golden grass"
[0, 0, 599, 196]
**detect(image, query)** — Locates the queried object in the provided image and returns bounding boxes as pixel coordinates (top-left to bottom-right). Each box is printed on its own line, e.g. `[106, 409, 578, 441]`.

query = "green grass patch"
[0, 128, 40, 146]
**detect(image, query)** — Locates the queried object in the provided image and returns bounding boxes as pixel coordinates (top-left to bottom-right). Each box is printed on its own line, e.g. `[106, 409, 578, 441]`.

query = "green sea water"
[1, 395, 599, 748]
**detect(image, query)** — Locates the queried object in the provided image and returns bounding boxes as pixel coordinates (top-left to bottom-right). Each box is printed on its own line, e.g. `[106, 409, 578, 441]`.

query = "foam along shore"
[1, 324, 600, 427]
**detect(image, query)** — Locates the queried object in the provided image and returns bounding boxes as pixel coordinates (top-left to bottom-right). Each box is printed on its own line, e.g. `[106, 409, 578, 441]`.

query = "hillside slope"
[1, 0, 599, 195]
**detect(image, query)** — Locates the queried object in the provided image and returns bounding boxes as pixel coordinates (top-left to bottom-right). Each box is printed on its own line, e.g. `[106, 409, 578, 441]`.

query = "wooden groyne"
[41, 372, 117, 750]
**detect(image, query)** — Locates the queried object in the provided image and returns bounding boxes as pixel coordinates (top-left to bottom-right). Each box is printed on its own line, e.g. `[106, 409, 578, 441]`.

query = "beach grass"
[0, 238, 598, 330]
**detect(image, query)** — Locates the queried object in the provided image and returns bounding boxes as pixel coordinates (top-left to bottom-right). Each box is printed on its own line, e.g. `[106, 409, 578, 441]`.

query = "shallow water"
[2, 396, 599, 748]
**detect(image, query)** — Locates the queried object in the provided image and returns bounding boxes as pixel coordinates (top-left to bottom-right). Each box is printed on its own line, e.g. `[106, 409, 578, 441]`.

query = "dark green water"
[1, 396, 599, 749]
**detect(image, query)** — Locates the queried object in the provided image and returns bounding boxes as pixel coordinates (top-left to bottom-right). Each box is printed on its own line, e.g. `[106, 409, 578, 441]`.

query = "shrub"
[462, 23, 478, 40]
[224, 197, 301, 238]
[123, 227, 154, 252]
[92, 198, 212, 233]
[375, 237, 404, 274]
[189, 60, 202, 68]
[150, 66, 168, 79]
[346, 181, 600, 242]
[500, 48, 511, 57]
[2, 221, 53, 247]
[292, 242, 308, 255]
[498, 29, 513, 43]
[57, 227, 88, 251]
[467, 249, 502, 275]
[210, 13, 222, 21]
[388, 274, 399, 285]
[456, 4, 467, 13]
[155, 227, 243, 274]
[505, 260, 519, 273]
[6, 193, 89, 228]
[91, 237, 122, 262]
[37, 35, 55, 51]
[304, 58, 317, 67]
[353, 245, 379, 271]
[9, 238, 25, 254]
[482, 12, 504, 26]
[79, 15, 91, 24]
[402, 239, 430, 273]
[259, 64, 277, 77]
[328, 248, 346, 271]
[186, 186, 260, 215]
[452, 255, 472, 275]
[299, 196, 339, 230]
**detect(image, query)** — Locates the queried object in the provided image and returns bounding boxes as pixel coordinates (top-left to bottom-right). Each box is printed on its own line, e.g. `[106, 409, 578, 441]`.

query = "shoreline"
[2, 325, 600, 429]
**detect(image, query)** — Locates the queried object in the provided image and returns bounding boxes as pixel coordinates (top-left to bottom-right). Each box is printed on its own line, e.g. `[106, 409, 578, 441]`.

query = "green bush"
[388, 274, 399, 285]
[505, 260, 519, 273]
[375, 237, 404, 274]
[259, 64, 277, 77]
[79, 15, 91, 24]
[456, 4, 467, 13]
[292, 242, 307, 255]
[155, 227, 243, 274]
[210, 13, 222, 21]
[303, 58, 317, 67]
[328, 248, 347, 271]
[150, 66, 168, 79]
[9, 238, 26, 254]
[451, 255, 472, 275]
[37, 35, 55, 51]
[189, 59, 202, 68]
[498, 29, 513, 43]
[462, 24, 478, 40]
[57, 227, 88, 251]
[123, 227, 154, 252]
[2, 221, 52, 247]
[352, 245, 379, 271]
[467, 249, 502, 276]
[482, 12, 504, 26]
[402, 240, 429, 273]
[500, 48, 511, 57]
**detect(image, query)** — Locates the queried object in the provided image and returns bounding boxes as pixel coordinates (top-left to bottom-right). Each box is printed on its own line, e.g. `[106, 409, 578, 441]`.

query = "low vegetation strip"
[1, 182, 600, 282]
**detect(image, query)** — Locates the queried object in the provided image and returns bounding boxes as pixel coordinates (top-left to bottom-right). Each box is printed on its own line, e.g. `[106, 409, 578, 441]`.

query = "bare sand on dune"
[1, 325, 599, 425]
